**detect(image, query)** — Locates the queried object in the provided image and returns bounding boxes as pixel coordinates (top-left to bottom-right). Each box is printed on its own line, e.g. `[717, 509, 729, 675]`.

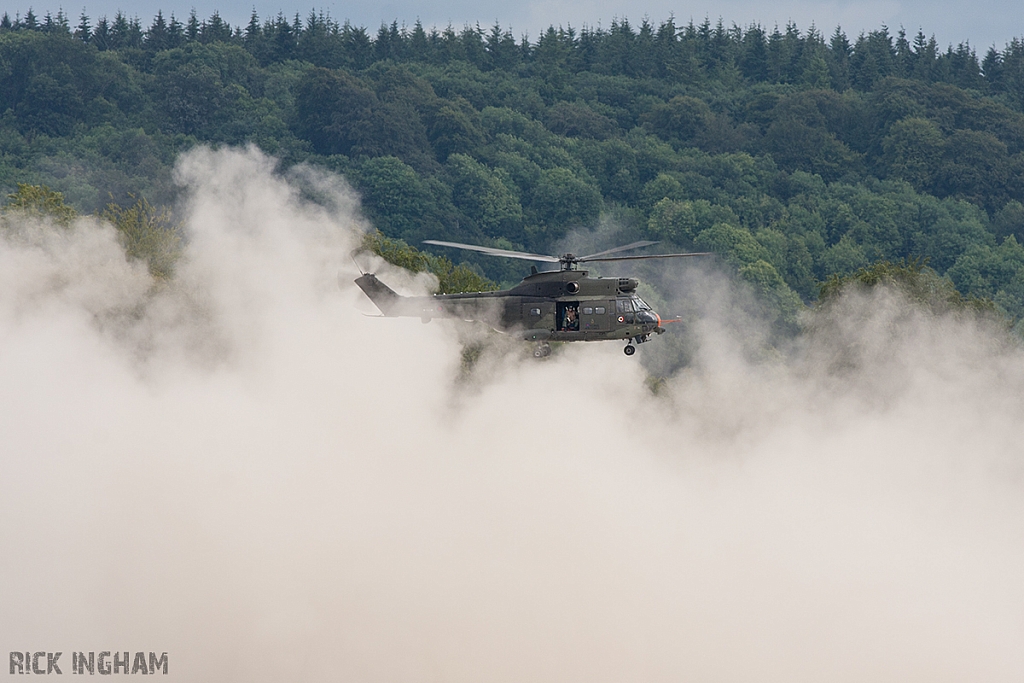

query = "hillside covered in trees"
[3, 9, 1024, 332]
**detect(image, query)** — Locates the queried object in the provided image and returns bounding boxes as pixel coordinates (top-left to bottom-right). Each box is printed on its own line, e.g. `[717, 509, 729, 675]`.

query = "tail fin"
[352, 273, 404, 316]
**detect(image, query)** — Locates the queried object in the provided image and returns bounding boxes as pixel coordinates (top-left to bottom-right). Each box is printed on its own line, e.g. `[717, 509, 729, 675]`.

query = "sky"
[15, 0, 1024, 52]
[2, 146, 1023, 680]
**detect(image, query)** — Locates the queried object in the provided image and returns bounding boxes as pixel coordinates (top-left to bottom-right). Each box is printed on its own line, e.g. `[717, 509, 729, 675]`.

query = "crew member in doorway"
[564, 306, 578, 331]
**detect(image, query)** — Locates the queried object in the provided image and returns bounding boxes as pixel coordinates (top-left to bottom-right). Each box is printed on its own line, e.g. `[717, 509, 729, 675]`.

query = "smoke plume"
[2, 147, 1022, 681]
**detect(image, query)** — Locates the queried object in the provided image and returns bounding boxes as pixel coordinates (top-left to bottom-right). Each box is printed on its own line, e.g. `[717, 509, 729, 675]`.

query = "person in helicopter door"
[564, 306, 578, 331]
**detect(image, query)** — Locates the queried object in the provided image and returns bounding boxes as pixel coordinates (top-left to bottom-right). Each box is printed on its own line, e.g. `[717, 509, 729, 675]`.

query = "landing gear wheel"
[624, 344, 636, 356]
[533, 343, 551, 358]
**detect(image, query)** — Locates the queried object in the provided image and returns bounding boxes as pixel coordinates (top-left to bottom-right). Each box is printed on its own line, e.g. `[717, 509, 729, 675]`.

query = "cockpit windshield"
[616, 296, 657, 325]
[631, 296, 651, 311]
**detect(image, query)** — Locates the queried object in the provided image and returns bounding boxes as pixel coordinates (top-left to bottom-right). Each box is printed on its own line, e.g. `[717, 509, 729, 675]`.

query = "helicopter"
[352, 239, 710, 357]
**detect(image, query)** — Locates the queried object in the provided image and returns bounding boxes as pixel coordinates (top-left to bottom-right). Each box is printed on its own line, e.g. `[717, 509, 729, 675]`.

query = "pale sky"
[21, 0, 1024, 52]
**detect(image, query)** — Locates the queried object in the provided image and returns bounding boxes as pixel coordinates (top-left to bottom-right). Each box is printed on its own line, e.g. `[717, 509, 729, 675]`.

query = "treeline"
[2, 10, 1024, 333]
[5, 8, 1024, 100]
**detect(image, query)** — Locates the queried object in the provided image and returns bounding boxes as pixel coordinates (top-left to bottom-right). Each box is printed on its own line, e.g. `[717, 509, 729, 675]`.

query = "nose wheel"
[623, 344, 636, 356]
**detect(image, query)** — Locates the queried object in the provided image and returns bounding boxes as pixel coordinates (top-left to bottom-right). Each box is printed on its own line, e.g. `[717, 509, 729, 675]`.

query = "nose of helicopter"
[637, 309, 659, 325]
[637, 309, 666, 333]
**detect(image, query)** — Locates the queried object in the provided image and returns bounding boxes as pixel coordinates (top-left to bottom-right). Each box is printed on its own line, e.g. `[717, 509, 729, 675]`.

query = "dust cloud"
[2, 147, 1023, 681]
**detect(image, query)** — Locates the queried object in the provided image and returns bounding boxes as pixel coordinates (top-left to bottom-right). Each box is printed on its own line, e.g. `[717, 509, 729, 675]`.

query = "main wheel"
[624, 344, 636, 356]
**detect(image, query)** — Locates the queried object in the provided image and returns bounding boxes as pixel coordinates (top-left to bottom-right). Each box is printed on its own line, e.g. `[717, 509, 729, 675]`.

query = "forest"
[2, 8, 1024, 334]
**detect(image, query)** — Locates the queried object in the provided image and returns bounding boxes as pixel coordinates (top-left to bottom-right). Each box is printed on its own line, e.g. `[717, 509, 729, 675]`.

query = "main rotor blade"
[578, 240, 659, 260]
[423, 240, 561, 263]
[580, 251, 714, 263]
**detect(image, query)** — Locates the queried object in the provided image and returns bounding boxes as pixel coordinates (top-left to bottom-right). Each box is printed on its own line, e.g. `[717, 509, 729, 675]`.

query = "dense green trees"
[2, 182, 77, 224]
[356, 156, 445, 243]
[2, 184, 181, 278]
[4, 9, 1024, 330]
[818, 258, 999, 318]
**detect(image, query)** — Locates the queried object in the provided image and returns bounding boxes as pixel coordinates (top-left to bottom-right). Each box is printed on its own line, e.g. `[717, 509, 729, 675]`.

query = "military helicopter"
[352, 239, 710, 356]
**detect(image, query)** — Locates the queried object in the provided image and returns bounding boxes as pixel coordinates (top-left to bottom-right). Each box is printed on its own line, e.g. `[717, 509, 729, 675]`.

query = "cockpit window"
[632, 296, 651, 311]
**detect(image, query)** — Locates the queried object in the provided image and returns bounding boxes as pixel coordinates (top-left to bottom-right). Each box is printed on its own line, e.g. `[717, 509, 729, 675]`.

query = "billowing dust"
[2, 147, 1022, 681]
